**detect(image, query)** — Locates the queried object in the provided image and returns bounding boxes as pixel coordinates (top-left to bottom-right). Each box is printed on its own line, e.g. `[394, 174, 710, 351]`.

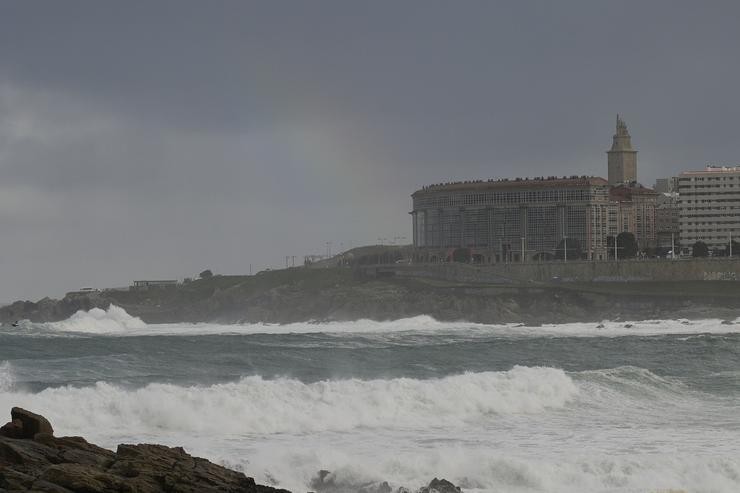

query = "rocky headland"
[2, 266, 740, 326]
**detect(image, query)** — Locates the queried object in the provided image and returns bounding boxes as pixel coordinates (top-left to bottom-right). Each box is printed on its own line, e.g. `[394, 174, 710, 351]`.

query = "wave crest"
[15, 305, 740, 338]
[0, 367, 577, 435]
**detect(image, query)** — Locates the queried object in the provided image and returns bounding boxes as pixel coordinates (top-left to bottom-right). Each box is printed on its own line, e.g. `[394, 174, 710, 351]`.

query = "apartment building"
[678, 166, 740, 251]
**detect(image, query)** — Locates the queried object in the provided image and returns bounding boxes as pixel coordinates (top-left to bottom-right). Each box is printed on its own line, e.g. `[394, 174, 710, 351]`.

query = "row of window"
[413, 188, 607, 209]
[679, 175, 740, 182]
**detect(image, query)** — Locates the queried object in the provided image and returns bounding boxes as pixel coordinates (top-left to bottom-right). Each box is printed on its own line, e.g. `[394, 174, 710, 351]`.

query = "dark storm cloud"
[1, 1, 740, 300]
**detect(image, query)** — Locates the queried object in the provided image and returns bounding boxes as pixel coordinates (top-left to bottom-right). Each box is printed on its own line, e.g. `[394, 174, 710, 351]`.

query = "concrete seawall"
[369, 258, 740, 283]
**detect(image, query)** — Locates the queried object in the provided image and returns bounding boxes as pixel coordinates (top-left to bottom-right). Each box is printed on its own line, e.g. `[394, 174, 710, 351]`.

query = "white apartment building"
[678, 166, 740, 251]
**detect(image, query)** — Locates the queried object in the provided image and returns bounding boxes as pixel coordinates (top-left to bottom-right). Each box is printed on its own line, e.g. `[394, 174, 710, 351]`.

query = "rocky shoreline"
[0, 407, 289, 493]
[0, 408, 465, 493]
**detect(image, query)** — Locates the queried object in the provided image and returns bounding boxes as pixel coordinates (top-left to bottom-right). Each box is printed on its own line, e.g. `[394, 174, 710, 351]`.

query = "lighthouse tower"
[607, 115, 638, 185]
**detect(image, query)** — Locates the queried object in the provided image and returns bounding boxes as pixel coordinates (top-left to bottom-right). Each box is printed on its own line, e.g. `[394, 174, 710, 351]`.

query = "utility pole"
[730, 231, 733, 257]
[671, 232, 675, 260]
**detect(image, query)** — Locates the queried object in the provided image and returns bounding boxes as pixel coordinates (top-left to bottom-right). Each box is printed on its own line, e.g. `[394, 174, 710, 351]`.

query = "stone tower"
[607, 114, 637, 185]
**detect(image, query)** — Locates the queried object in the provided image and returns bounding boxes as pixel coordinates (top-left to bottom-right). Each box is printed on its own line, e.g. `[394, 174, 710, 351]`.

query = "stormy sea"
[1, 306, 739, 493]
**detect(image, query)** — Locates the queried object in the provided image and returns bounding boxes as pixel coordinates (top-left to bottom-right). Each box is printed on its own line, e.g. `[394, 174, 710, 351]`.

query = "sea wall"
[372, 258, 740, 283]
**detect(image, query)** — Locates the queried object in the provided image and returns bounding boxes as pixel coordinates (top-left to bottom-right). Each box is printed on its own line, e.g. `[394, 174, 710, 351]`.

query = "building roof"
[680, 165, 740, 176]
[609, 183, 657, 201]
[413, 176, 609, 196]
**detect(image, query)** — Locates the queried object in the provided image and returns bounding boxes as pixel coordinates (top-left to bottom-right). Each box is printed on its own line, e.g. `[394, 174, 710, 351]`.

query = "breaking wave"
[1, 363, 737, 492]
[42, 305, 146, 333]
[252, 448, 740, 493]
[0, 366, 577, 435]
[15, 305, 740, 338]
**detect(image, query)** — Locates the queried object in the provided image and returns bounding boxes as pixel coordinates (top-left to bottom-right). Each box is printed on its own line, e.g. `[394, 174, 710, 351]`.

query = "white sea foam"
[0, 366, 578, 435]
[25, 305, 740, 338]
[41, 305, 146, 333]
[0, 361, 12, 392]
[230, 444, 740, 493]
[0, 365, 737, 492]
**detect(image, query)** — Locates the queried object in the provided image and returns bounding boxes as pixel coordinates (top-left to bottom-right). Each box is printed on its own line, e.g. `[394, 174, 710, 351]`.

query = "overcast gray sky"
[1, 1, 740, 301]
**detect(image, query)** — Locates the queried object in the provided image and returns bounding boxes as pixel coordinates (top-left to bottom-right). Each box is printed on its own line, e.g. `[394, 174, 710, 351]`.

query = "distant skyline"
[2, 1, 740, 301]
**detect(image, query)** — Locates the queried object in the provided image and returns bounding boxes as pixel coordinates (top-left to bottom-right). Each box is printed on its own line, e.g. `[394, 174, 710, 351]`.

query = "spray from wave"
[41, 305, 146, 333]
[0, 361, 12, 393]
[247, 446, 740, 493]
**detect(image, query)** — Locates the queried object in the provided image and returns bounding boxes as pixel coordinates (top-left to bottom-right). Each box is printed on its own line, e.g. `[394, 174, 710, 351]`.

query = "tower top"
[610, 114, 634, 152]
[607, 114, 638, 185]
[616, 114, 628, 135]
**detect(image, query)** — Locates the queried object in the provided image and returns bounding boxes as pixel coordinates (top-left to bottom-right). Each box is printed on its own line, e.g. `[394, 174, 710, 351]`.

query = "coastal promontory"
[2, 261, 740, 325]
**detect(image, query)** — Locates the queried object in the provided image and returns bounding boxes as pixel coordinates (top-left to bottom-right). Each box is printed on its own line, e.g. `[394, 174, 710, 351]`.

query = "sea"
[1, 305, 739, 493]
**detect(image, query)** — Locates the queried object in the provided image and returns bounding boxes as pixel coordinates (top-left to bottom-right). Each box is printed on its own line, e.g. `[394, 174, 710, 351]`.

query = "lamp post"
[730, 231, 733, 257]
[521, 237, 525, 264]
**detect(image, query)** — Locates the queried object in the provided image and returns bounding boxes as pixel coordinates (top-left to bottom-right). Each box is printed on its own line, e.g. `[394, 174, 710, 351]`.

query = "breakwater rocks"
[0, 407, 289, 493]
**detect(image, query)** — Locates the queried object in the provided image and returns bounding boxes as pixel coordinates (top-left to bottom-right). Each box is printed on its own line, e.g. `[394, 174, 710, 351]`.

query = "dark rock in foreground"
[0, 408, 289, 493]
[419, 478, 462, 493]
[0, 407, 54, 440]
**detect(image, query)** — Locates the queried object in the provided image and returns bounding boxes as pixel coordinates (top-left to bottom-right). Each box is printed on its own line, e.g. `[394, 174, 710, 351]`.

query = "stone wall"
[373, 258, 740, 284]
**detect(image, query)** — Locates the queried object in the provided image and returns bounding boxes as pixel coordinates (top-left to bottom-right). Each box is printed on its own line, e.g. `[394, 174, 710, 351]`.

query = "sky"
[1, 1, 740, 301]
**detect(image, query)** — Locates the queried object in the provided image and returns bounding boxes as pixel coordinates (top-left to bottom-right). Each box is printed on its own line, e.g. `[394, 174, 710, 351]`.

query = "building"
[604, 116, 658, 250]
[654, 177, 679, 194]
[410, 115, 658, 261]
[607, 115, 638, 186]
[655, 192, 680, 248]
[610, 184, 658, 250]
[130, 280, 178, 291]
[678, 165, 740, 251]
[411, 176, 617, 262]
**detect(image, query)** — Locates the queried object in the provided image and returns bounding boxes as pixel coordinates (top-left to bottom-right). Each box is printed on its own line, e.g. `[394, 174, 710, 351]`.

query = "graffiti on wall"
[703, 271, 738, 281]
